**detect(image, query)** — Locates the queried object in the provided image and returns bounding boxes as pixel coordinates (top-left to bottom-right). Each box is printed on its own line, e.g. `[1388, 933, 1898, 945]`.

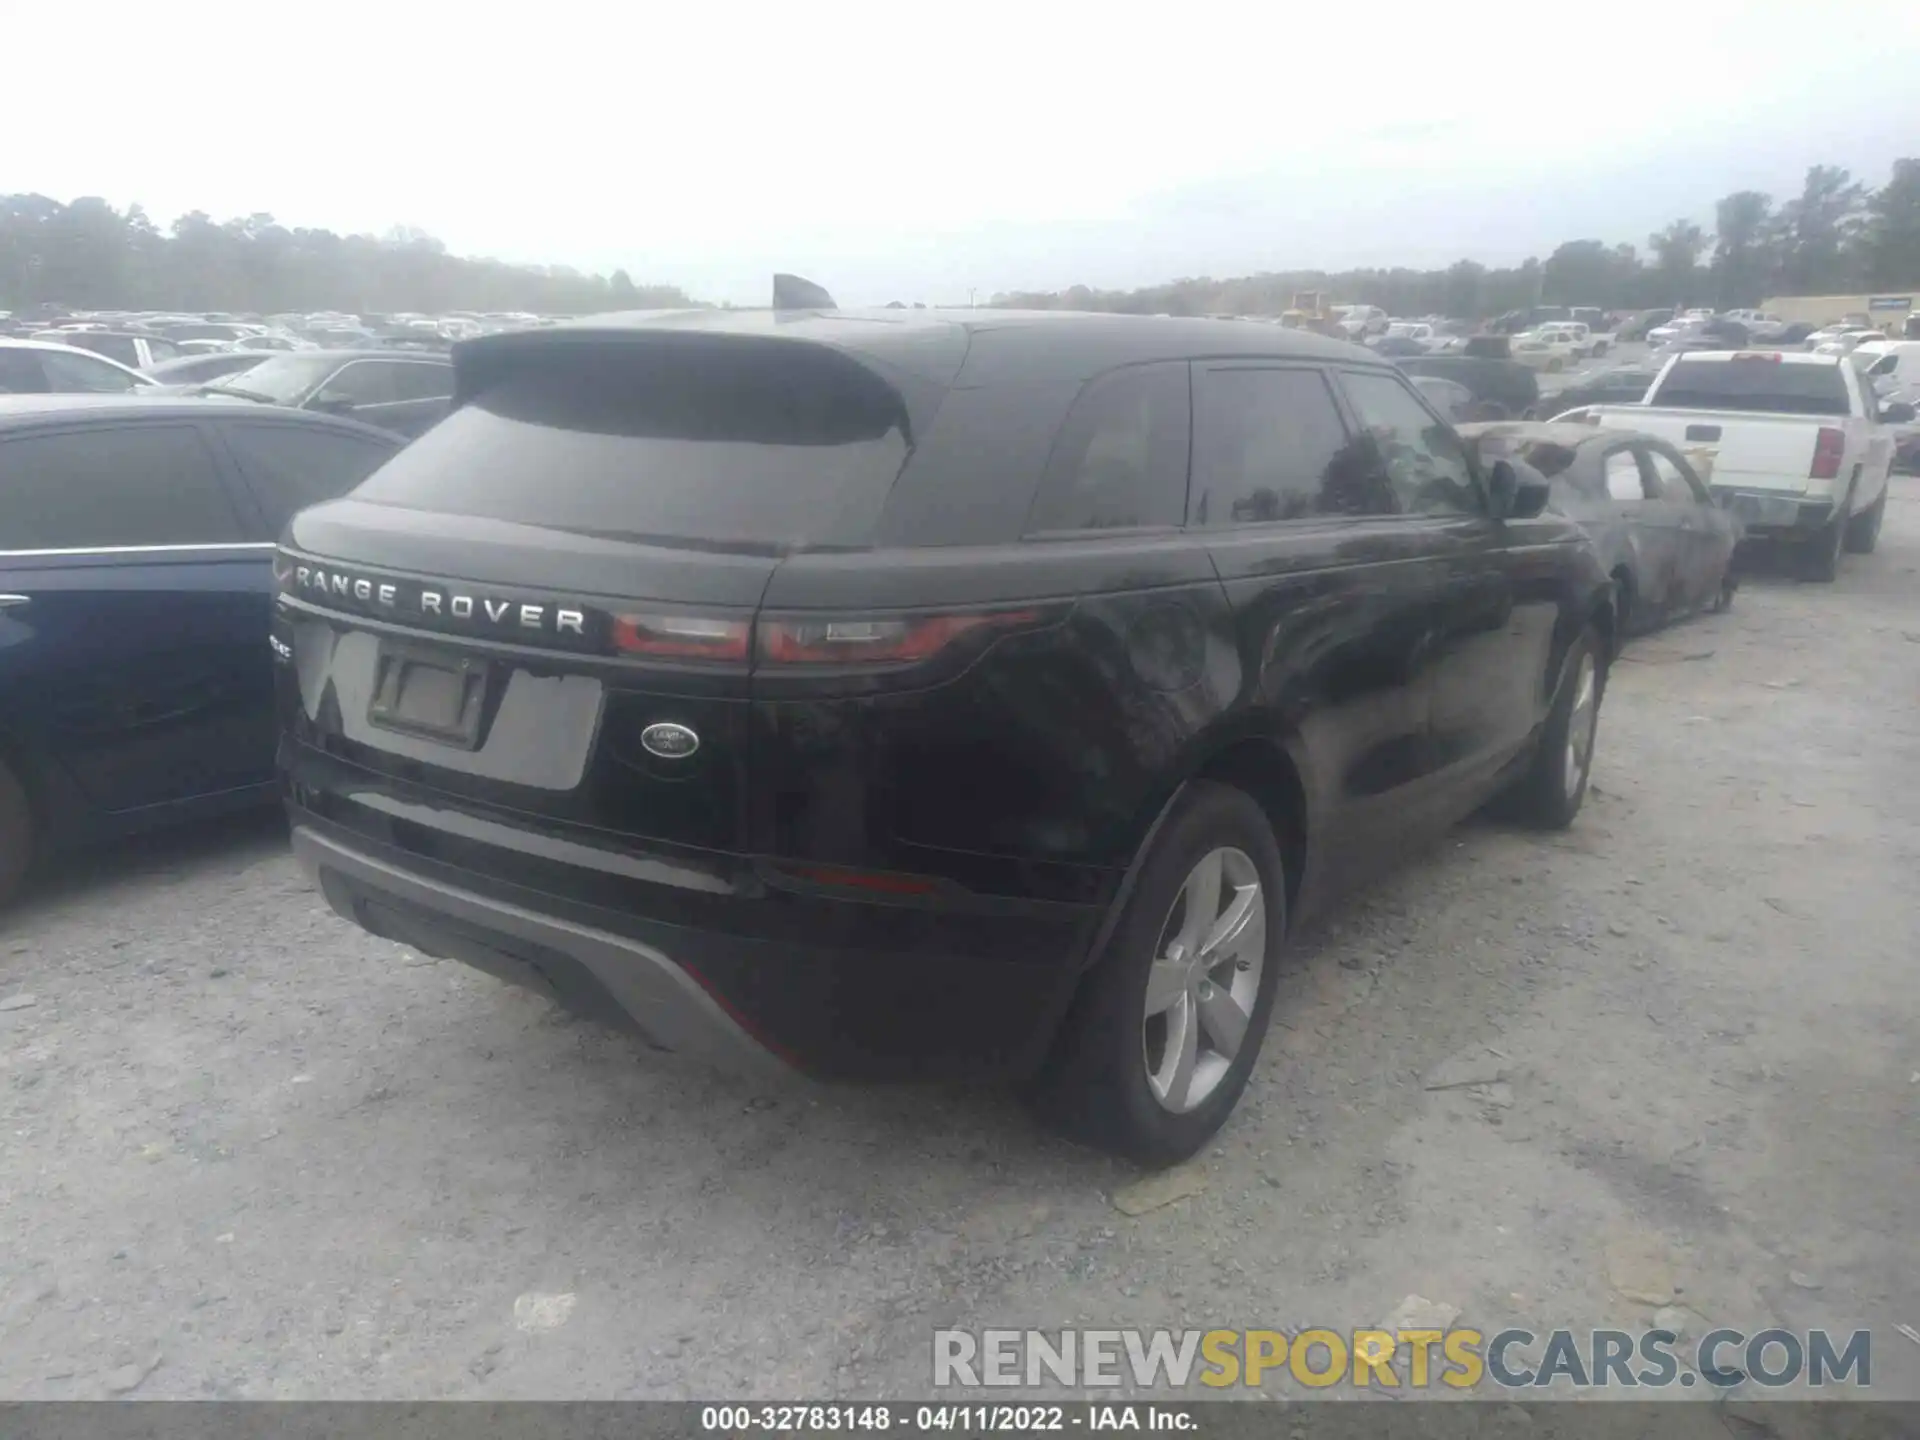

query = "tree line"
[0, 195, 693, 316]
[8, 159, 1919, 322]
[989, 160, 1920, 319]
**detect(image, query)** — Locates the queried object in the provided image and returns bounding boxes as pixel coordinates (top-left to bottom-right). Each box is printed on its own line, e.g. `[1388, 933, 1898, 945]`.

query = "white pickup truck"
[1564, 350, 1913, 580]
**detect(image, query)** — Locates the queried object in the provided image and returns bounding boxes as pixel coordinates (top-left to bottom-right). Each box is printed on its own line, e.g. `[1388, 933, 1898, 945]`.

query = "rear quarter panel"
[750, 536, 1234, 905]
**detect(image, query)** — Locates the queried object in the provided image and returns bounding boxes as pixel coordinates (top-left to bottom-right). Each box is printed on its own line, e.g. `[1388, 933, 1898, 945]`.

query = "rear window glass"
[351, 345, 913, 550]
[1649, 359, 1850, 416]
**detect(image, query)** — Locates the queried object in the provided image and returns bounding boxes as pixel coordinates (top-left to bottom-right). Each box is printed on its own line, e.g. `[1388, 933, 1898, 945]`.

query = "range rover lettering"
[276, 301, 1614, 1163]
[285, 563, 590, 639]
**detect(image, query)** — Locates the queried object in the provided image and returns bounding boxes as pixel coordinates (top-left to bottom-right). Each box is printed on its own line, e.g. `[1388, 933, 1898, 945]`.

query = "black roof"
[456, 307, 1380, 391]
[0, 393, 401, 442]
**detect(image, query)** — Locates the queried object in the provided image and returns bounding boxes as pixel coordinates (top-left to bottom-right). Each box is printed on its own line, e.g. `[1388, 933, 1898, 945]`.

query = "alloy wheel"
[1564, 651, 1598, 799]
[1142, 847, 1265, 1114]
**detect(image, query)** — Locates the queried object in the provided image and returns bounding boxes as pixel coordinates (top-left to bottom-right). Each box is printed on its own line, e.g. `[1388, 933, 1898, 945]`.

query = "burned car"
[1461, 421, 1740, 640]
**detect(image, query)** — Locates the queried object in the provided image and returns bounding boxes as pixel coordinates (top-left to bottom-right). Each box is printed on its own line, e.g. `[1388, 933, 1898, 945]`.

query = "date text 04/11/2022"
[699, 1404, 1197, 1432]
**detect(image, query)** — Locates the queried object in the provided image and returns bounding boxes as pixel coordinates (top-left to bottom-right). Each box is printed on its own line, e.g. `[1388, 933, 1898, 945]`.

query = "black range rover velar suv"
[275, 308, 1614, 1163]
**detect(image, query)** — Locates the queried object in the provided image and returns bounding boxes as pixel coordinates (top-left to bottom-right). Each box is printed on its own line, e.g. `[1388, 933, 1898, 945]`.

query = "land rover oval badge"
[640, 722, 700, 759]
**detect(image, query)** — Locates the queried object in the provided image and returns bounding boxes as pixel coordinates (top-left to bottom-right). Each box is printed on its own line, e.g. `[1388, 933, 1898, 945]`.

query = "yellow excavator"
[1279, 291, 1347, 339]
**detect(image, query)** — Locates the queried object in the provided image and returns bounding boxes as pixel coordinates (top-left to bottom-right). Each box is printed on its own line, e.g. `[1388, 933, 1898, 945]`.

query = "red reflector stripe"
[1730, 352, 1783, 362]
[674, 961, 807, 1070]
[788, 865, 940, 896]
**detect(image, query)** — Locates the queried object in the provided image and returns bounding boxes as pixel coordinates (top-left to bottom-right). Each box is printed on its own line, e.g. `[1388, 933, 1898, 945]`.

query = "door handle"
[0, 595, 30, 610]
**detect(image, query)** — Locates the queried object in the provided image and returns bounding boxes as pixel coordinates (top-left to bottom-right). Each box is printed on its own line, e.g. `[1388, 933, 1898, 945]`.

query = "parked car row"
[2, 306, 556, 352]
[0, 336, 455, 439]
[1560, 349, 1909, 580]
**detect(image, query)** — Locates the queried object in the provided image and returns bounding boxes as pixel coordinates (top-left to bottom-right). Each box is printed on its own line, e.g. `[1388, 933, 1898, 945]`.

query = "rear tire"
[0, 759, 32, 910]
[1802, 515, 1845, 582]
[1844, 492, 1885, 554]
[1611, 568, 1636, 644]
[1025, 782, 1286, 1167]
[1493, 622, 1606, 830]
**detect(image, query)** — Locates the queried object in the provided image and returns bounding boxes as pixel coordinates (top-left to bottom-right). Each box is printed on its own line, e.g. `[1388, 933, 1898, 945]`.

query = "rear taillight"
[756, 609, 1041, 666]
[611, 612, 750, 661]
[1810, 427, 1846, 482]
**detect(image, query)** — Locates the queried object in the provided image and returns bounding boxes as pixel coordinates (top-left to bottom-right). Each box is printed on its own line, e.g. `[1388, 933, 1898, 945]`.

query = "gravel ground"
[3, 476, 1918, 1403]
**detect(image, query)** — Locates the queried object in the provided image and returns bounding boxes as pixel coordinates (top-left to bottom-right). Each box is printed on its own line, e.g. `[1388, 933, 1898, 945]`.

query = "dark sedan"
[1461, 421, 1739, 642]
[145, 351, 272, 387]
[176, 349, 455, 439]
[1534, 364, 1659, 420]
[0, 396, 402, 903]
[1397, 354, 1541, 420]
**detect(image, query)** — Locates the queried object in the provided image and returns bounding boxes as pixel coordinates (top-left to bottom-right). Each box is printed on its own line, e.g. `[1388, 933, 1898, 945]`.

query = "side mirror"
[1485, 458, 1517, 516]
[1486, 459, 1550, 520]
[1881, 400, 1917, 425]
[310, 391, 356, 415]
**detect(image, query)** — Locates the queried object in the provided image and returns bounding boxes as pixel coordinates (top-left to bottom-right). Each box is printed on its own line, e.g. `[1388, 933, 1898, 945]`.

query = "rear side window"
[71, 334, 139, 368]
[220, 421, 398, 533]
[1025, 363, 1189, 533]
[353, 343, 913, 549]
[0, 425, 243, 549]
[321, 361, 419, 405]
[1644, 447, 1707, 503]
[1192, 366, 1387, 523]
[383, 362, 454, 401]
[1649, 358, 1850, 416]
[1602, 449, 1646, 500]
[0, 351, 48, 394]
[38, 348, 139, 393]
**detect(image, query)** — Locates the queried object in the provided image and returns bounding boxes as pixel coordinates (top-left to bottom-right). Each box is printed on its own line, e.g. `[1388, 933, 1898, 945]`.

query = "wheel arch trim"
[1082, 727, 1313, 975]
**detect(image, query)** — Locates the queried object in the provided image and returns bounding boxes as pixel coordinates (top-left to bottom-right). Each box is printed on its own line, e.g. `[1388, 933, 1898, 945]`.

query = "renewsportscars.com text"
[932, 1327, 1873, 1390]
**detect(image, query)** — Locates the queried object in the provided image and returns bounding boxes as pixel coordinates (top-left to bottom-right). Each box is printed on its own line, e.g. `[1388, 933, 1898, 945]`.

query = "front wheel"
[1492, 623, 1606, 830]
[1025, 781, 1287, 1166]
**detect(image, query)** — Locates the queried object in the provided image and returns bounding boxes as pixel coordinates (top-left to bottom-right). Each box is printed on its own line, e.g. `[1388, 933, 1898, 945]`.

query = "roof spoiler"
[773, 273, 837, 311]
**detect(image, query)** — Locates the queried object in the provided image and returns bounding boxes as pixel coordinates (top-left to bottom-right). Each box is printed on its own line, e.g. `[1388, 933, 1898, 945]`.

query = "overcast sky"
[12, 2, 1919, 305]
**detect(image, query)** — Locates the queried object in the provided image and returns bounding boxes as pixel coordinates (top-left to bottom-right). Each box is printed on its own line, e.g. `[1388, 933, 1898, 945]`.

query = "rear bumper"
[294, 824, 793, 1080]
[1712, 488, 1834, 540]
[283, 755, 1106, 1082]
